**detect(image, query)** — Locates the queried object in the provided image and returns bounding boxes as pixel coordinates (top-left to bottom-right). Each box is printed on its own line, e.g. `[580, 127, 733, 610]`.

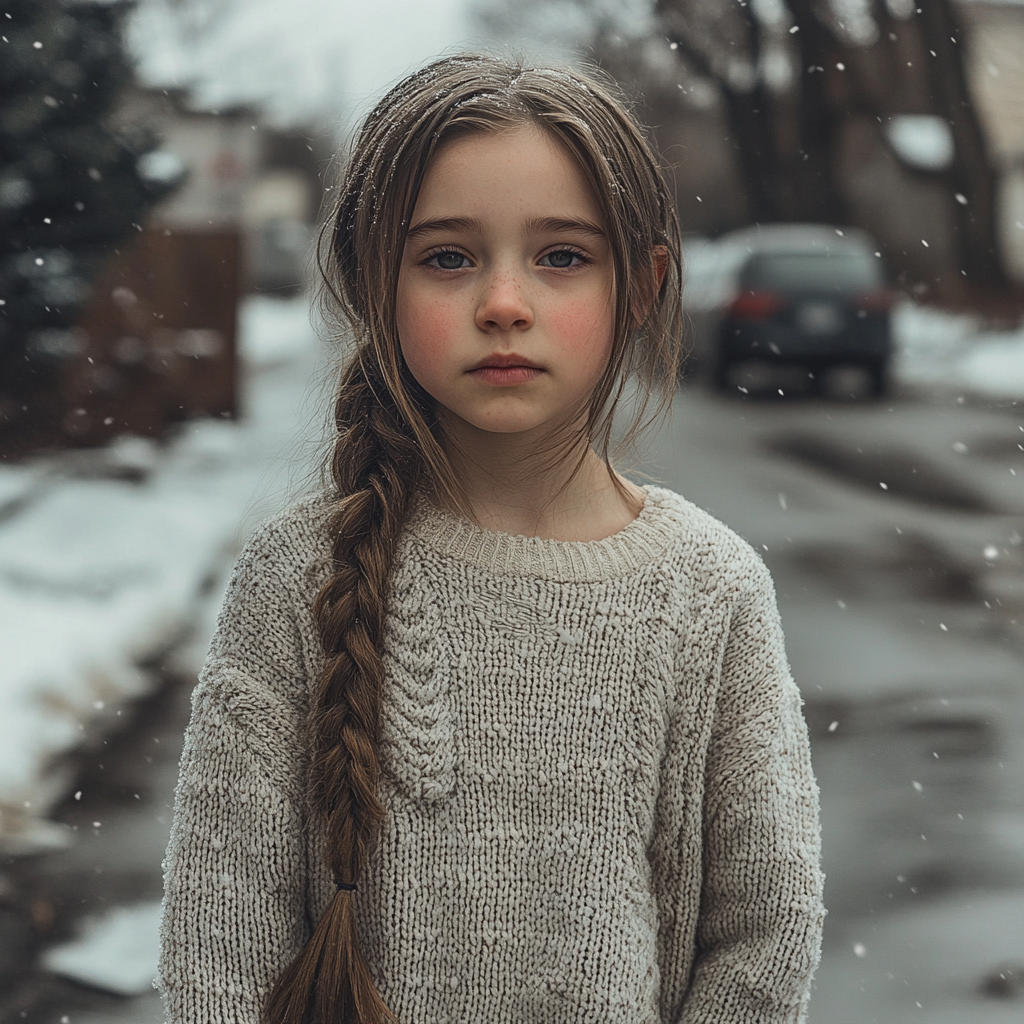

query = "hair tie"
[336, 881, 357, 892]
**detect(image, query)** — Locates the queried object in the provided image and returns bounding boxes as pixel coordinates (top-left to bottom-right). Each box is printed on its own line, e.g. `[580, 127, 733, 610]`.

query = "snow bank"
[958, 333, 1024, 400]
[893, 302, 1024, 402]
[0, 296, 325, 854]
[43, 901, 163, 996]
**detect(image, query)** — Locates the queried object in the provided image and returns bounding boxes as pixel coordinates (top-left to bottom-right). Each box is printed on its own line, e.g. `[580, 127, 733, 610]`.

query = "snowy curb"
[42, 901, 163, 996]
[0, 296, 323, 856]
[893, 302, 1024, 404]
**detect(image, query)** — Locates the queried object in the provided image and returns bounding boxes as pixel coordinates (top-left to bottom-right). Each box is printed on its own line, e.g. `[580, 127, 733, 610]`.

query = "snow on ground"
[42, 901, 163, 997]
[0, 296, 328, 855]
[892, 302, 1024, 402]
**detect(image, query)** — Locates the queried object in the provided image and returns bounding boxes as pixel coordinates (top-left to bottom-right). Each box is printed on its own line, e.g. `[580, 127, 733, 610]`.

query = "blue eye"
[428, 250, 470, 270]
[540, 249, 585, 268]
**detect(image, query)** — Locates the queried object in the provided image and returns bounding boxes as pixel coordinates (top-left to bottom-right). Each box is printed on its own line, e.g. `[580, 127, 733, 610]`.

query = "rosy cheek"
[399, 297, 455, 372]
[547, 300, 614, 357]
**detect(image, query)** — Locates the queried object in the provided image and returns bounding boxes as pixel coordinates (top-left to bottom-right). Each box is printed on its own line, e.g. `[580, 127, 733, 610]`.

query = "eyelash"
[539, 247, 591, 270]
[421, 246, 592, 272]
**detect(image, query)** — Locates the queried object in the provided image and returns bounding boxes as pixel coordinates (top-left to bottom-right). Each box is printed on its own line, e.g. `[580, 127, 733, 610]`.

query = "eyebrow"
[526, 217, 606, 240]
[405, 216, 480, 242]
[405, 215, 607, 243]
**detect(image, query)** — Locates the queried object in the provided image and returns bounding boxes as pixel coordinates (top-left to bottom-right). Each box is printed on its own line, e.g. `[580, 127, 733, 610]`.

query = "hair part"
[263, 52, 683, 1024]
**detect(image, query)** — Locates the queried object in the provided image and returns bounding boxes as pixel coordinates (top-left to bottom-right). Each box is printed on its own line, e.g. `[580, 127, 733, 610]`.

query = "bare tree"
[915, 1, 1004, 284]
[476, 0, 1010, 288]
[656, 3, 788, 223]
[657, 0, 1007, 284]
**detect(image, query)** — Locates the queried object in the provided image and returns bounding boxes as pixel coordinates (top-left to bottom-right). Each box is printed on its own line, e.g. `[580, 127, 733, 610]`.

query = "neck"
[431, 418, 644, 542]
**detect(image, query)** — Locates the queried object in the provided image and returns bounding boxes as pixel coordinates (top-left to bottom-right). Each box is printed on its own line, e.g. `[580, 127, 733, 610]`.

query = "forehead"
[412, 126, 604, 226]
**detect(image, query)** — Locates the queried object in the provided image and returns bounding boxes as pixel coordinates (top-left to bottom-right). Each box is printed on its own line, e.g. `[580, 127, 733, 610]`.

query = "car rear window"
[740, 251, 884, 291]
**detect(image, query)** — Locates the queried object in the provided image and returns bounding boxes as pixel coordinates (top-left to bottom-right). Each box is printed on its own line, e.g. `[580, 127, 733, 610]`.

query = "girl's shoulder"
[230, 492, 335, 596]
[641, 485, 772, 595]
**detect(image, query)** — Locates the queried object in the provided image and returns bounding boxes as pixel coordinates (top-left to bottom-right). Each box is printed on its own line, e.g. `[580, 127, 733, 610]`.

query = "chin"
[449, 407, 544, 435]
[472, 419, 547, 435]
[442, 401, 577, 440]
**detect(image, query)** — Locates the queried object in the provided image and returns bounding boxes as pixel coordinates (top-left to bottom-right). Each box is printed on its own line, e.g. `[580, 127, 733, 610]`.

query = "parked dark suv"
[683, 224, 896, 397]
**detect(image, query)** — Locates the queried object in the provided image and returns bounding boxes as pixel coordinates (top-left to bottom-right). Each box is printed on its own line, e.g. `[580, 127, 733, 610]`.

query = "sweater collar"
[404, 485, 679, 583]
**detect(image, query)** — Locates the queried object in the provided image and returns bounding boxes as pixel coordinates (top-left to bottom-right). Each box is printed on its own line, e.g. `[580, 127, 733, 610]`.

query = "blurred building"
[34, 89, 325, 451]
[965, 0, 1024, 282]
[116, 87, 322, 292]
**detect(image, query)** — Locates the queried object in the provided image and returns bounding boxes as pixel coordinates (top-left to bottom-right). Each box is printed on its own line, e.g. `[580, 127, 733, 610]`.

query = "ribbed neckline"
[405, 485, 682, 583]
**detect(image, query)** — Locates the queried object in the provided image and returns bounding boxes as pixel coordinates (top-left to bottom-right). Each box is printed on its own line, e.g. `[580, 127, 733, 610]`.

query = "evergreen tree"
[0, 0, 174, 426]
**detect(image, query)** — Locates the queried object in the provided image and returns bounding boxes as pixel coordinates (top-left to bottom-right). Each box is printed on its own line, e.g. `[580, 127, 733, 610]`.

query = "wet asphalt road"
[639, 382, 1024, 1023]
[3, 378, 1023, 1024]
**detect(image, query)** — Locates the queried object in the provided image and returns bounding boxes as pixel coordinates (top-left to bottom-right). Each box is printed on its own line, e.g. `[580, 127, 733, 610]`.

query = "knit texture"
[158, 485, 825, 1024]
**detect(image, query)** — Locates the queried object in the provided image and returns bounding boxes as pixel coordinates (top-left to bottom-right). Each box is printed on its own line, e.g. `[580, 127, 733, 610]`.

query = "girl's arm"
[157, 519, 316, 1023]
[679, 556, 825, 1024]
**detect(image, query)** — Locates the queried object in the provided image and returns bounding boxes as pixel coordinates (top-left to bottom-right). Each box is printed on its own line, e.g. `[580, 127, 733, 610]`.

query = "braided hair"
[263, 53, 683, 1024]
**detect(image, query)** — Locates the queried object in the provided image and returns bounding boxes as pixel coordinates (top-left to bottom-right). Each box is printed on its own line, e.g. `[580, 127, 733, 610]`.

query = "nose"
[475, 268, 534, 333]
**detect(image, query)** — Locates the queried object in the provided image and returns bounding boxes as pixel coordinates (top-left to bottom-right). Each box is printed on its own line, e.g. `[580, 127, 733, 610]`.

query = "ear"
[653, 245, 668, 291]
[633, 245, 669, 326]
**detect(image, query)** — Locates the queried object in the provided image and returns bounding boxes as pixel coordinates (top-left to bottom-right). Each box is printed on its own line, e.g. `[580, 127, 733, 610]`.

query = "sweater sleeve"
[678, 557, 825, 1024]
[157, 521, 317, 1024]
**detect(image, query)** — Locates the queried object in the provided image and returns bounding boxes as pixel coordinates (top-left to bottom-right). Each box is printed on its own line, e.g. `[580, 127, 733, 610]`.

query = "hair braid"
[263, 360, 420, 1024]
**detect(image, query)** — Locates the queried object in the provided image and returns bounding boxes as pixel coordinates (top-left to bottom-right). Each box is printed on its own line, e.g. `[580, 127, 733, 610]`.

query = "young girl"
[157, 53, 825, 1024]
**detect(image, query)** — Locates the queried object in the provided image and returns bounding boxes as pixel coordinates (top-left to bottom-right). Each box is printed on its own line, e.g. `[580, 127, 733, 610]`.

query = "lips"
[466, 354, 544, 387]
[468, 353, 543, 371]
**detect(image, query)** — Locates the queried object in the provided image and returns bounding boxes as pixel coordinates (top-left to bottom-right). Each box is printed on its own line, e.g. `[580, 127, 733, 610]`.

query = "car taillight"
[728, 290, 785, 320]
[854, 289, 897, 312]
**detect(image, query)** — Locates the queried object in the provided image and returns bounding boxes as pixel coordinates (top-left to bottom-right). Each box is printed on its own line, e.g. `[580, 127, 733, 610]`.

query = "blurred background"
[0, 0, 1022, 1021]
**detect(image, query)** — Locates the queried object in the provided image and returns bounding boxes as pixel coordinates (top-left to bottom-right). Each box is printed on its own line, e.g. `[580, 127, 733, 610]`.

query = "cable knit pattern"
[383, 550, 458, 804]
[158, 485, 825, 1024]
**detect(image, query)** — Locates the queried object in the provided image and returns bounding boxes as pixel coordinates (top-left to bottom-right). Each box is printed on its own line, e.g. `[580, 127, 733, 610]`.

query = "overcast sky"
[128, 0, 492, 128]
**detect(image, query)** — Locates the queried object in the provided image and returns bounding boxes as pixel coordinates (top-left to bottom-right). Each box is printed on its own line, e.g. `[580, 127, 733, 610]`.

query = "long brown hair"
[263, 53, 683, 1024]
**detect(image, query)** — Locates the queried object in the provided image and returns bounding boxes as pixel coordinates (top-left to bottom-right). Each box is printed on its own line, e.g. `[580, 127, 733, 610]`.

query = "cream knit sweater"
[158, 485, 824, 1024]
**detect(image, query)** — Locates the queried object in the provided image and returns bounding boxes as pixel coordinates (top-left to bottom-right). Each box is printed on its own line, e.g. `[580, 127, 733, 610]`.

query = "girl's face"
[396, 126, 615, 442]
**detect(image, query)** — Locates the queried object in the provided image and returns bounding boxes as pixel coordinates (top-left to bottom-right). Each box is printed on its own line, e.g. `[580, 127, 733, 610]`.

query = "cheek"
[397, 295, 456, 376]
[548, 298, 615, 365]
